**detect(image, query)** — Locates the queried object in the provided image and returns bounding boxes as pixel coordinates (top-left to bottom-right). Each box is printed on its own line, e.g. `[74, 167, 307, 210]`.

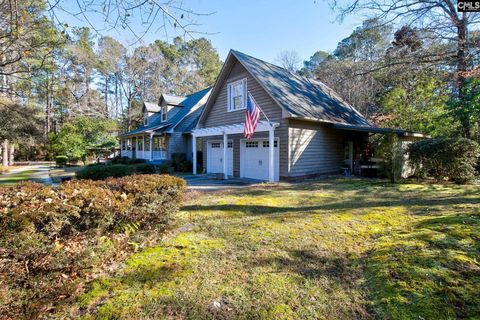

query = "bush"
[76, 164, 136, 180]
[111, 157, 147, 165]
[408, 137, 480, 183]
[0, 175, 185, 318]
[55, 155, 68, 166]
[178, 160, 193, 172]
[171, 153, 187, 171]
[134, 163, 156, 174]
[158, 160, 174, 174]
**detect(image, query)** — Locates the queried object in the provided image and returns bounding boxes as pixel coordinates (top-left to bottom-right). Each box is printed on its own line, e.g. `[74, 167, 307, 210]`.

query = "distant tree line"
[0, 0, 222, 163]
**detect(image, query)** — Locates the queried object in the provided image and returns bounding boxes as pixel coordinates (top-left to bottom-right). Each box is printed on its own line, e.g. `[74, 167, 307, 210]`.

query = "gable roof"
[160, 94, 185, 106]
[199, 50, 371, 127]
[120, 88, 211, 137]
[144, 101, 161, 113]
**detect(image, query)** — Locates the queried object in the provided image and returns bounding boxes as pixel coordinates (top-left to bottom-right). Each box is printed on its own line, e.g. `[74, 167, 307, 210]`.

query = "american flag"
[244, 92, 261, 140]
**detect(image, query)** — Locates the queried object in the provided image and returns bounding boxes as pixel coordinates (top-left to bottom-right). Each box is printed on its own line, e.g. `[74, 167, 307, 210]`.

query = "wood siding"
[199, 60, 289, 177]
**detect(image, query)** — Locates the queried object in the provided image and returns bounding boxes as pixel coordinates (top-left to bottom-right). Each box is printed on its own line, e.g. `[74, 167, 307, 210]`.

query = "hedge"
[76, 164, 136, 180]
[0, 174, 186, 318]
[55, 155, 68, 166]
[408, 137, 480, 184]
[76, 163, 156, 180]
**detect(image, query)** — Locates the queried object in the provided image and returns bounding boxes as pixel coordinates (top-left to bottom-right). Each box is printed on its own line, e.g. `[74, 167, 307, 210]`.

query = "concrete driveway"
[182, 174, 262, 191]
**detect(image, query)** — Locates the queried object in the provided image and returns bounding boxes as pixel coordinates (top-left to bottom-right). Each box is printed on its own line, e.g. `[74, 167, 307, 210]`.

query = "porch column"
[223, 131, 228, 180]
[142, 135, 145, 159]
[149, 133, 153, 161]
[192, 133, 197, 175]
[269, 125, 275, 182]
[128, 137, 131, 158]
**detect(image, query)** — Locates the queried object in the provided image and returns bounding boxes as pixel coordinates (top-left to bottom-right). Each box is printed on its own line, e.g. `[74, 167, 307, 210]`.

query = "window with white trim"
[144, 113, 149, 126]
[227, 142, 233, 148]
[262, 141, 278, 148]
[211, 142, 221, 148]
[161, 105, 168, 122]
[227, 78, 247, 111]
[245, 141, 258, 148]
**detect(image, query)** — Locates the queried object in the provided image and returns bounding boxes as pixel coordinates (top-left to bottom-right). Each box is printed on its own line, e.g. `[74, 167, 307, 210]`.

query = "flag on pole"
[243, 92, 261, 140]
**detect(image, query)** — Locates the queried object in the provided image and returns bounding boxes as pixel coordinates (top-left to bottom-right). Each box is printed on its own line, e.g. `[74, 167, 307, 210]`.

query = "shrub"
[111, 156, 132, 164]
[171, 153, 187, 171]
[76, 164, 136, 180]
[408, 137, 480, 183]
[178, 160, 193, 172]
[134, 163, 156, 174]
[55, 155, 68, 166]
[158, 160, 174, 174]
[0, 175, 185, 318]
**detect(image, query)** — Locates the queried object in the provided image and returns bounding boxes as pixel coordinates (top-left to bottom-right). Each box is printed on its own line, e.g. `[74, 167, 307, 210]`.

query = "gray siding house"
[119, 88, 211, 162]
[192, 50, 421, 182]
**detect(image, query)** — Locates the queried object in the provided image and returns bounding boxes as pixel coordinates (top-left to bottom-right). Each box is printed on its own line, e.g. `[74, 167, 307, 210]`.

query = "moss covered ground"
[78, 179, 480, 319]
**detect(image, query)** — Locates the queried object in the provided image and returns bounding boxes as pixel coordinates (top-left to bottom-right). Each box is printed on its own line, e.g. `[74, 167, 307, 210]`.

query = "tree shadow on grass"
[365, 211, 480, 319]
[182, 196, 480, 217]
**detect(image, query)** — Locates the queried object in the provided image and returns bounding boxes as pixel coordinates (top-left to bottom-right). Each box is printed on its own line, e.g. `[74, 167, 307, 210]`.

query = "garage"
[240, 138, 279, 181]
[207, 141, 233, 176]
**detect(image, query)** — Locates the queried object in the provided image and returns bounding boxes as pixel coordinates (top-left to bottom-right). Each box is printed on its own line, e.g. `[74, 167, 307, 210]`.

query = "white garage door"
[207, 141, 233, 176]
[240, 139, 279, 181]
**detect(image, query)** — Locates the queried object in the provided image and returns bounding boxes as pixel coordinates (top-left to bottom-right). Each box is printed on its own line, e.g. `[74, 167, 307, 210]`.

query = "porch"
[119, 134, 168, 161]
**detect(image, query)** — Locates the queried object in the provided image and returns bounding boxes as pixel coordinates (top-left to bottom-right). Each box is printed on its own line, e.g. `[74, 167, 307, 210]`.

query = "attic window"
[161, 105, 167, 122]
[227, 78, 247, 112]
[144, 113, 149, 126]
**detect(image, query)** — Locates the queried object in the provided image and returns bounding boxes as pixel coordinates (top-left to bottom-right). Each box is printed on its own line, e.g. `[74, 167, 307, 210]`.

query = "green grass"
[0, 169, 38, 185]
[77, 179, 480, 319]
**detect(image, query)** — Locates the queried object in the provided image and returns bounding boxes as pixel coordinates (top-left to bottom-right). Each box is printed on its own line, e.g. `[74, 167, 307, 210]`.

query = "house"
[119, 87, 211, 162]
[191, 50, 424, 182]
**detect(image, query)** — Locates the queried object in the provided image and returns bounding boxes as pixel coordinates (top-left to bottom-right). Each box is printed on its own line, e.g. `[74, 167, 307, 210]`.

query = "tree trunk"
[2, 139, 8, 167]
[45, 72, 52, 136]
[456, 14, 471, 138]
[105, 75, 109, 117]
[9, 144, 14, 166]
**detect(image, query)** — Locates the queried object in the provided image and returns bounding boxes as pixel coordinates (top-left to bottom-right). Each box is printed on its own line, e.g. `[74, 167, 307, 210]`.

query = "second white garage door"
[240, 139, 279, 181]
[207, 141, 233, 176]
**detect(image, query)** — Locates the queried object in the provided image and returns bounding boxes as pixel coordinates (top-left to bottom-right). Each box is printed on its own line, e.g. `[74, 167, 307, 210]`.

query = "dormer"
[143, 102, 161, 126]
[158, 94, 186, 123]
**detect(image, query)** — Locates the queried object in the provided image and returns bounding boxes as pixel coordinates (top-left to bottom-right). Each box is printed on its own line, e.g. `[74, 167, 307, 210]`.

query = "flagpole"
[248, 91, 271, 124]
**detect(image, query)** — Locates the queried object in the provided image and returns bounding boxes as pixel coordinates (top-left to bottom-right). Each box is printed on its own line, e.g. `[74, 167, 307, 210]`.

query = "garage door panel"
[240, 139, 279, 181]
[207, 141, 233, 176]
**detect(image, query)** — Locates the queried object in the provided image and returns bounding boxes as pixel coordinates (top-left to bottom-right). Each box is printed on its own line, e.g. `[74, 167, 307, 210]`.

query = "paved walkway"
[1, 164, 54, 185]
[183, 174, 262, 191]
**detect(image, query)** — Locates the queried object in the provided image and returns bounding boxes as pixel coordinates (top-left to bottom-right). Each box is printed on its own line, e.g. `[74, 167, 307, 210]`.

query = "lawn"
[77, 179, 480, 320]
[0, 169, 38, 185]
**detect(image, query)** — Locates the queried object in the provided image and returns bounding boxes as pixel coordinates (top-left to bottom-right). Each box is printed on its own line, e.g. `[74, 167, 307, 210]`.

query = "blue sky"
[57, 0, 365, 63]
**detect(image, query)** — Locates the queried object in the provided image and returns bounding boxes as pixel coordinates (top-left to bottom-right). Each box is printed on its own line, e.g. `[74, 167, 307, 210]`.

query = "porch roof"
[330, 123, 428, 138]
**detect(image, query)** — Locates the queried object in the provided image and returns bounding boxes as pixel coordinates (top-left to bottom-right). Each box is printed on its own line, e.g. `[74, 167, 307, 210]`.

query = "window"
[121, 140, 126, 150]
[145, 136, 151, 151]
[153, 136, 167, 151]
[245, 141, 258, 148]
[211, 142, 221, 148]
[227, 142, 233, 148]
[137, 138, 144, 151]
[144, 113, 149, 126]
[227, 78, 247, 111]
[262, 140, 278, 148]
[161, 105, 168, 122]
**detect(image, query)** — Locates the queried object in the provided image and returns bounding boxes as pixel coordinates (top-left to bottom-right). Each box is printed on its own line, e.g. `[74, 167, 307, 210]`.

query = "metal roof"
[144, 101, 161, 113]
[120, 88, 211, 137]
